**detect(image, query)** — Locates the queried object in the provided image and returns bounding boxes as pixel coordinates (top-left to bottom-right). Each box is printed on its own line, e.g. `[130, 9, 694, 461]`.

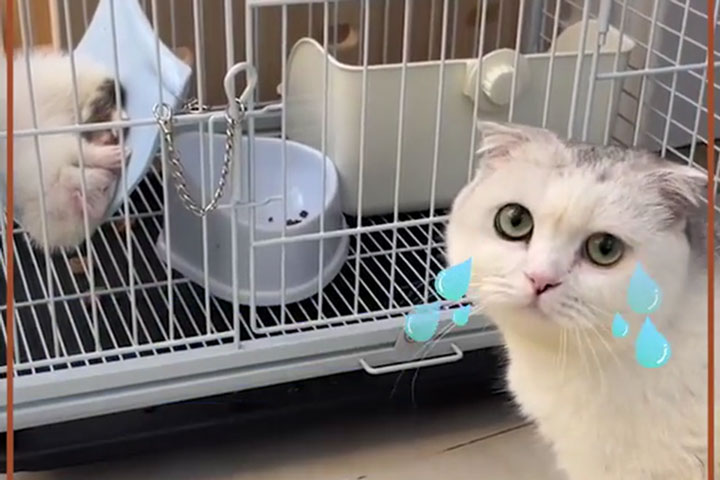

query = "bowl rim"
[172, 130, 344, 235]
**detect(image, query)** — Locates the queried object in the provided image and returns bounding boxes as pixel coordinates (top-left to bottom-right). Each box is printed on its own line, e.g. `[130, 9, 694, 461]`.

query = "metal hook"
[152, 103, 173, 123]
[223, 62, 258, 121]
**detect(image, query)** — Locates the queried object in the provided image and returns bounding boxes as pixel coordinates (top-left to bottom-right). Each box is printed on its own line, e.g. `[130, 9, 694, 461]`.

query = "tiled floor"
[8, 396, 566, 480]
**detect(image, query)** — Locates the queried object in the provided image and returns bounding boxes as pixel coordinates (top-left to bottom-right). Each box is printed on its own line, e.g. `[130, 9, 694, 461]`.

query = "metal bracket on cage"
[463, 49, 531, 111]
[393, 323, 428, 356]
[390, 316, 455, 358]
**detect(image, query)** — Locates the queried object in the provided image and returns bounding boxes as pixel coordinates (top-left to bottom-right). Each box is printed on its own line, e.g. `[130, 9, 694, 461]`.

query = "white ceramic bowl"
[156, 131, 349, 306]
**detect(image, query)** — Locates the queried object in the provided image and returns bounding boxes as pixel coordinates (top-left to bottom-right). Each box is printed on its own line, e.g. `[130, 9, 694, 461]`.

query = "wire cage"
[0, 0, 718, 432]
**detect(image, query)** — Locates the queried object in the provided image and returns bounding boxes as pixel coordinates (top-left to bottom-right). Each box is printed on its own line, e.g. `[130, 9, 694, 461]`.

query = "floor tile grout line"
[441, 421, 534, 453]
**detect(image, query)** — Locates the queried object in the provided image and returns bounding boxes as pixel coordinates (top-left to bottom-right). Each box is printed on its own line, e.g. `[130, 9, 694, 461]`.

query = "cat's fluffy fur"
[446, 121, 717, 479]
[0, 50, 129, 250]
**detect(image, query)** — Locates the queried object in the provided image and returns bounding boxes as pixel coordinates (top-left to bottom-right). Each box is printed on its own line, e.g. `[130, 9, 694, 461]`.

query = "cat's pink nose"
[525, 272, 561, 295]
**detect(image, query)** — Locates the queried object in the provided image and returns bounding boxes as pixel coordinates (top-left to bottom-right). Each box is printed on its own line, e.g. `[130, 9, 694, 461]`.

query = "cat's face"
[446, 122, 705, 333]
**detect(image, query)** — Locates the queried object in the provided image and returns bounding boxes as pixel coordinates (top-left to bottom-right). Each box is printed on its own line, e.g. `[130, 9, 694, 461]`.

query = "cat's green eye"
[494, 203, 533, 241]
[585, 233, 624, 266]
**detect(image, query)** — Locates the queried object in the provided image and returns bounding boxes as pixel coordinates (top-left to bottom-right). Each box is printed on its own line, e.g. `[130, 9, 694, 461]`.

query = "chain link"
[153, 100, 244, 217]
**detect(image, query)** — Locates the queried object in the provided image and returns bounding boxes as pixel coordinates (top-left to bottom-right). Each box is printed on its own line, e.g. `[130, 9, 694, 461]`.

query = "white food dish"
[156, 130, 349, 307]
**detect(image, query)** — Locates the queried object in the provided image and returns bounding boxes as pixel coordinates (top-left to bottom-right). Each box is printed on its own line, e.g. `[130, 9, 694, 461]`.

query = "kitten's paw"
[84, 144, 131, 170]
[105, 145, 131, 170]
[74, 168, 118, 220]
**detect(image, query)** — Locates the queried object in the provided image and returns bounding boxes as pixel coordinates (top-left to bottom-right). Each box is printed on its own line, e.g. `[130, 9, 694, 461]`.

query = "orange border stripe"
[0, 4, 713, 480]
[708, 1, 716, 479]
[3, 0, 13, 477]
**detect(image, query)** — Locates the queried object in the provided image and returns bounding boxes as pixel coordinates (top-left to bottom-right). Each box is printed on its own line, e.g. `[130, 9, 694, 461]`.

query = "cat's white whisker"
[572, 325, 591, 379]
[389, 321, 457, 399]
[582, 317, 623, 369]
[580, 326, 606, 394]
[554, 327, 564, 368]
[559, 327, 568, 384]
[409, 322, 458, 405]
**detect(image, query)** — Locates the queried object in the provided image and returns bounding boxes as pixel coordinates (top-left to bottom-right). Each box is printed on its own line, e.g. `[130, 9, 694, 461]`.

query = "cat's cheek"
[475, 244, 523, 277]
[573, 271, 629, 320]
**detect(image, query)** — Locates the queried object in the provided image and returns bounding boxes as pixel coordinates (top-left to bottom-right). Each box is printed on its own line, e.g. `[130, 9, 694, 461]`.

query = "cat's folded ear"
[476, 121, 560, 166]
[645, 163, 707, 219]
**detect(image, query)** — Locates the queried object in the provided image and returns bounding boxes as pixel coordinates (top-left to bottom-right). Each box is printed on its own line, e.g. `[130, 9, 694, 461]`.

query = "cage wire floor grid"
[0, 164, 451, 378]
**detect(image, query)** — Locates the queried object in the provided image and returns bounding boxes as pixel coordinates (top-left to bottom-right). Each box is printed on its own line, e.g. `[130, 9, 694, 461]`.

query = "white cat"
[0, 49, 130, 250]
[446, 121, 718, 479]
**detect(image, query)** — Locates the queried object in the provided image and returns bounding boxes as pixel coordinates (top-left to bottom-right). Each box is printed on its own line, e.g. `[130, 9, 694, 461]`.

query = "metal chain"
[153, 100, 244, 217]
[181, 97, 211, 113]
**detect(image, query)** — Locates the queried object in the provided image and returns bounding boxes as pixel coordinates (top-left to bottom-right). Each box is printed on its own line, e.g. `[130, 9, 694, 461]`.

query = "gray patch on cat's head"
[565, 140, 710, 251]
[566, 142, 637, 182]
[569, 143, 630, 165]
[568, 141, 704, 216]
